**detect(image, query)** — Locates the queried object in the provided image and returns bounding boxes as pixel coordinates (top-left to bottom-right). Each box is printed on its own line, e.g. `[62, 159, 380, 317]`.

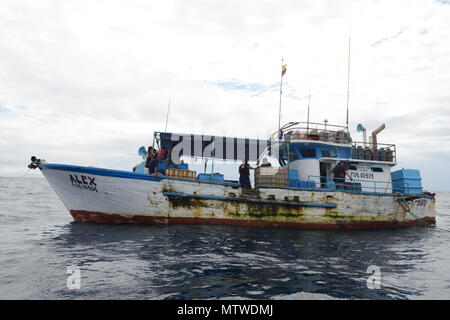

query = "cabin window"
[371, 167, 384, 172]
[329, 147, 338, 157]
[321, 150, 330, 157]
[299, 148, 316, 158]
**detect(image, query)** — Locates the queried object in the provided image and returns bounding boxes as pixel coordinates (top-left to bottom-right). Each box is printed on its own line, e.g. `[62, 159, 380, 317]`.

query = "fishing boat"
[29, 121, 436, 230]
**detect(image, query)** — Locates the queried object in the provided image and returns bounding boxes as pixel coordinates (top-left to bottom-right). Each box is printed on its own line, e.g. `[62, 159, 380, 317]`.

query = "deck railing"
[306, 175, 394, 194]
[270, 122, 397, 163]
[271, 121, 351, 143]
[351, 141, 396, 162]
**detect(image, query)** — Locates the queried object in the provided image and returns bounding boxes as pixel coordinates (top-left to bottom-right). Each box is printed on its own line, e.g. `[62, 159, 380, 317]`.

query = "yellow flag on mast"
[281, 64, 287, 77]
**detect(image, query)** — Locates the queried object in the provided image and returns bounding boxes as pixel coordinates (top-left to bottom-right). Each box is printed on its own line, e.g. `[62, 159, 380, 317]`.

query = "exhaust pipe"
[371, 123, 385, 152]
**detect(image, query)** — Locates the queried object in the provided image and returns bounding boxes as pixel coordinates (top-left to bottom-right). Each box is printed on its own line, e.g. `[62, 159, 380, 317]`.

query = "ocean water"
[0, 177, 450, 300]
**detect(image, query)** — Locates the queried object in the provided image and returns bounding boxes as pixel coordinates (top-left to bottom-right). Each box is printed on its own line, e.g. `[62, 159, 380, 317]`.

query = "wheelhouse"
[271, 121, 397, 193]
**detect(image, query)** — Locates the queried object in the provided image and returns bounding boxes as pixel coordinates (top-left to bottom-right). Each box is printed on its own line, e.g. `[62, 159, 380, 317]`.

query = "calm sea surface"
[0, 177, 449, 300]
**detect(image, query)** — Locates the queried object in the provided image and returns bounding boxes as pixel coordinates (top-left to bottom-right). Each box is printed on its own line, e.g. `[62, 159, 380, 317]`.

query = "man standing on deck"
[239, 160, 254, 189]
[331, 161, 353, 189]
[144, 147, 155, 174]
[148, 156, 160, 177]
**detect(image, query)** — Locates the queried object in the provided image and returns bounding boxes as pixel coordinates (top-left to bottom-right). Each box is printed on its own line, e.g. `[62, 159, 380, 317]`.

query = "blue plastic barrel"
[298, 181, 308, 188]
[364, 147, 372, 160]
[377, 148, 386, 161]
[306, 181, 316, 188]
[356, 146, 364, 159]
[385, 148, 394, 162]
[289, 169, 299, 180]
[289, 180, 299, 188]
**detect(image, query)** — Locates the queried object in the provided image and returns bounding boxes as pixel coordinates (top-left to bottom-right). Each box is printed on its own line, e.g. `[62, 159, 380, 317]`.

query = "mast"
[346, 0, 352, 130]
[307, 74, 311, 134]
[164, 99, 171, 132]
[346, 38, 351, 129]
[278, 58, 287, 136]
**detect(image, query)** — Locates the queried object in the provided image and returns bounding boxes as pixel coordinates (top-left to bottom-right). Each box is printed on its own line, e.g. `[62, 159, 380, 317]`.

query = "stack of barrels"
[351, 146, 394, 162]
[284, 129, 352, 144]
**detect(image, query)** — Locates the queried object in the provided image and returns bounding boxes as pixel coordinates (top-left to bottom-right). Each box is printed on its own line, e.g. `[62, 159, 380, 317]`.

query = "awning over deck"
[154, 131, 286, 163]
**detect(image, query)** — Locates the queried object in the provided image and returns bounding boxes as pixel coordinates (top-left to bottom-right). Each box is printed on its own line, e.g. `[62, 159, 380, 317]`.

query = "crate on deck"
[197, 173, 225, 184]
[165, 168, 197, 179]
[391, 169, 422, 194]
[254, 167, 288, 188]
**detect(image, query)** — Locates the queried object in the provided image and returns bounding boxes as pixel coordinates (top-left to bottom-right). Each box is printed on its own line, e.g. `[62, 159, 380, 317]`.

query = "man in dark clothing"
[148, 157, 160, 177]
[239, 161, 254, 189]
[145, 147, 155, 174]
[148, 146, 156, 158]
[331, 161, 353, 189]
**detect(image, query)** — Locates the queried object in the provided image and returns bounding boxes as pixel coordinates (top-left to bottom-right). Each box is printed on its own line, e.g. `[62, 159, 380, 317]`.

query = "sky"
[1, 0, 450, 190]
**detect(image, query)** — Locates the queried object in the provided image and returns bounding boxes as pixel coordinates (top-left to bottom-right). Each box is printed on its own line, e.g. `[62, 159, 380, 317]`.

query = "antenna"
[164, 99, 171, 132]
[345, 0, 352, 129]
[307, 74, 311, 134]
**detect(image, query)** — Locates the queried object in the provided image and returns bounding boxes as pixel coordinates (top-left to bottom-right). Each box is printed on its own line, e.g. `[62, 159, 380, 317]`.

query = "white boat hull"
[39, 163, 436, 230]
